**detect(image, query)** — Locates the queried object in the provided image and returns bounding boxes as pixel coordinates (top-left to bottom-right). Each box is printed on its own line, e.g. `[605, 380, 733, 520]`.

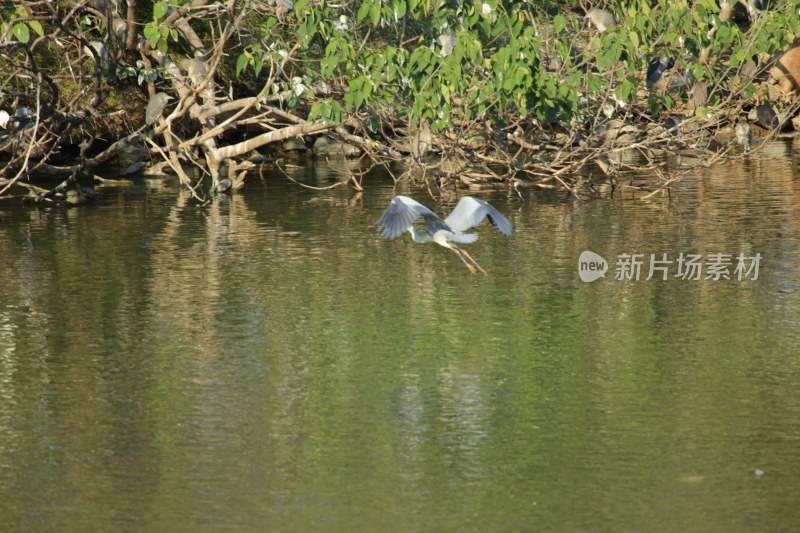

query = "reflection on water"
[1, 147, 800, 531]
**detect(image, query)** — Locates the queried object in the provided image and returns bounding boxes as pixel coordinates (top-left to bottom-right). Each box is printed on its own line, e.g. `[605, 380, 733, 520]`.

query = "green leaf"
[153, 2, 169, 20]
[299, 18, 317, 45]
[615, 79, 636, 102]
[441, 84, 450, 105]
[647, 94, 660, 115]
[629, 30, 639, 51]
[28, 20, 43, 37]
[731, 47, 746, 68]
[357, 1, 371, 22]
[236, 53, 249, 75]
[515, 67, 529, 87]
[393, 0, 406, 19]
[309, 101, 321, 121]
[294, 0, 309, 14]
[320, 55, 333, 76]
[696, 3, 707, 19]
[597, 46, 618, 69]
[330, 100, 342, 123]
[409, 47, 430, 70]
[553, 14, 566, 34]
[12, 23, 29, 43]
[349, 76, 366, 110]
[370, 3, 380, 25]
[145, 25, 160, 48]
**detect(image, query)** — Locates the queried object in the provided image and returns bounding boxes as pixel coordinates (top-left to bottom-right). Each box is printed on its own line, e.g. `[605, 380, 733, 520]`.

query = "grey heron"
[437, 33, 457, 57]
[145, 92, 173, 126]
[646, 57, 676, 91]
[376, 195, 512, 274]
[211, 178, 231, 194]
[180, 57, 209, 88]
[585, 8, 616, 33]
[83, 41, 110, 71]
[62, 188, 96, 207]
[748, 104, 780, 131]
[734, 120, 752, 152]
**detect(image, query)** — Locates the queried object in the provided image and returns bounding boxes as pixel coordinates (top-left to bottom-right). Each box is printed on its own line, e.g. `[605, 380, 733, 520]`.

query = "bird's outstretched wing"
[376, 196, 436, 239]
[444, 197, 513, 236]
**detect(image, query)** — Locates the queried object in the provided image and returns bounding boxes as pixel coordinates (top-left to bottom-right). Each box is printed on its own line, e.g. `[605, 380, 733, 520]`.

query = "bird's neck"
[409, 227, 431, 243]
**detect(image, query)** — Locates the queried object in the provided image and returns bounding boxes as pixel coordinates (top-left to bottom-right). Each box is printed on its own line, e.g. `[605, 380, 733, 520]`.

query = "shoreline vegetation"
[1, 0, 800, 206]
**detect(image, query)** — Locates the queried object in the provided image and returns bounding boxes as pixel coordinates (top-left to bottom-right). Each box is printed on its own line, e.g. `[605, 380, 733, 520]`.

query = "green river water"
[1, 144, 799, 531]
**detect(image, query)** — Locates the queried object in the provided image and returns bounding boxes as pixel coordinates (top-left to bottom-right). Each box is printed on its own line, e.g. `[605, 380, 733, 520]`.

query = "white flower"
[482, 3, 492, 15]
[0, 110, 9, 129]
[278, 49, 289, 59]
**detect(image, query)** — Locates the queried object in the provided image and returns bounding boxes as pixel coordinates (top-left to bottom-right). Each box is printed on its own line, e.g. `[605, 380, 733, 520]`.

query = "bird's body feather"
[145, 92, 173, 126]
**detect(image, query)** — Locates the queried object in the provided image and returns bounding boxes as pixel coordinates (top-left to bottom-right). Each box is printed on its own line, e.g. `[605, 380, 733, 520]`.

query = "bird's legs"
[447, 245, 487, 274]
[448, 247, 476, 273]
[457, 247, 487, 274]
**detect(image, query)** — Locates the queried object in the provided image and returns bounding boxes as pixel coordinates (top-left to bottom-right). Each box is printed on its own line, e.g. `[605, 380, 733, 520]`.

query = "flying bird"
[376, 195, 512, 273]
